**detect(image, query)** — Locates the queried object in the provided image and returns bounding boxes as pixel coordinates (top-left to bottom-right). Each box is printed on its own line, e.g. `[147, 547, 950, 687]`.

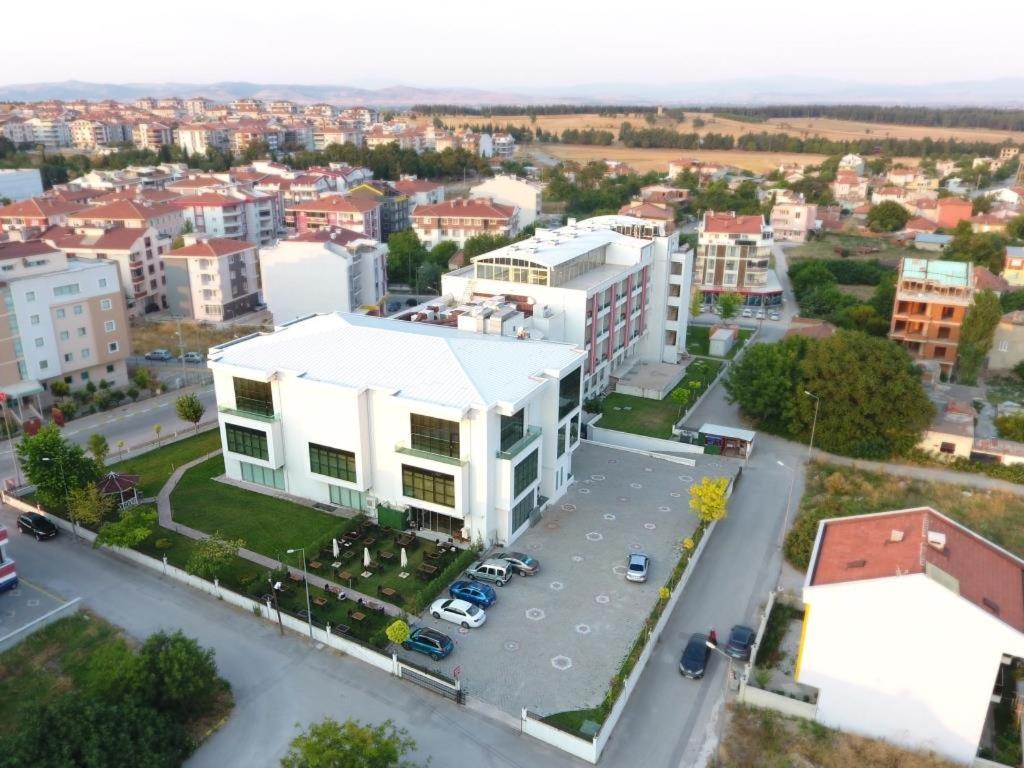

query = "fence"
[588, 425, 703, 457]
[0, 597, 82, 653]
[397, 660, 463, 703]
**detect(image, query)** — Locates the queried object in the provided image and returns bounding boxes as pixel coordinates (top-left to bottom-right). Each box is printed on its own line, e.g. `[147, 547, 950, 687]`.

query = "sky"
[2, 0, 1017, 89]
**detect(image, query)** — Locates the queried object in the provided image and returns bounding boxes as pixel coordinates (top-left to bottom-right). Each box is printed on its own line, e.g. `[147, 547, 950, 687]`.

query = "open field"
[529, 143, 830, 174]
[129, 318, 268, 359]
[786, 234, 909, 268]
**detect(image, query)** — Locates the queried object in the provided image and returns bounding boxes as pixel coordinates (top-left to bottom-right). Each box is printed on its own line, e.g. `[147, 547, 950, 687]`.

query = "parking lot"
[0, 577, 70, 651]
[396, 441, 739, 717]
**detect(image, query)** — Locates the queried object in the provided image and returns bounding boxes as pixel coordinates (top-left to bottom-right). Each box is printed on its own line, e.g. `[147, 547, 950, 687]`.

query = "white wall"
[470, 176, 542, 227]
[800, 574, 1024, 764]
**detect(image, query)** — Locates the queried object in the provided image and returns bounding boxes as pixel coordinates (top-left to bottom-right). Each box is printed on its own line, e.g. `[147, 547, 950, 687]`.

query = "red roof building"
[0, 197, 90, 231]
[410, 197, 519, 249]
[67, 199, 184, 239]
[286, 194, 382, 240]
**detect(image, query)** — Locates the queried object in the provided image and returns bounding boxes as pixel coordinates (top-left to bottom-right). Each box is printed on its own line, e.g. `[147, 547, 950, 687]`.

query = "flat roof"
[901, 258, 970, 287]
[699, 423, 756, 441]
[473, 220, 648, 269]
[914, 233, 953, 245]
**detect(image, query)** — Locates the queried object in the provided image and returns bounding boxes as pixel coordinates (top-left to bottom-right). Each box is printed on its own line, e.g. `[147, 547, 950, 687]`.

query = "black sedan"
[725, 624, 756, 661]
[17, 512, 58, 541]
[679, 633, 710, 679]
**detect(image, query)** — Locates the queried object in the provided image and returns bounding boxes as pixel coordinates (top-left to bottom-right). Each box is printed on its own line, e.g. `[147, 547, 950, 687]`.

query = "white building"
[208, 312, 585, 546]
[259, 228, 388, 323]
[838, 153, 866, 175]
[411, 198, 519, 249]
[163, 236, 262, 322]
[437, 215, 690, 397]
[797, 507, 1024, 765]
[25, 118, 71, 149]
[469, 175, 543, 228]
[492, 133, 516, 159]
[0, 170, 43, 202]
[172, 191, 281, 247]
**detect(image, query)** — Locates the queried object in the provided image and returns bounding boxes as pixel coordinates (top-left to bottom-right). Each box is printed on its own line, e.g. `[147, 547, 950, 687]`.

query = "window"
[514, 450, 538, 497]
[570, 416, 580, 446]
[56, 308, 65, 319]
[309, 442, 356, 482]
[410, 414, 460, 458]
[81, 349, 90, 359]
[63, 352, 73, 362]
[401, 464, 455, 507]
[232, 377, 274, 416]
[53, 283, 80, 297]
[80, 372, 89, 381]
[240, 461, 284, 490]
[511, 490, 534, 533]
[77, 327, 86, 337]
[29, 314, 39, 325]
[108, 341, 119, 353]
[73, 305, 83, 316]
[59, 330, 69, 340]
[25, 291, 35, 302]
[100, 299, 112, 310]
[939, 442, 956, 454]
[559, 367, 581, 419]
[557, 425, 567, 457]
[225, 423, 269, 460]
[329, 485, 365, 510]
[98, 278, 107, 288]
[39, 360, 48, 370]
[34, 337, 44, 348]
[106, 364, 114, 373]
[103, 320, 116, 332]
[500, 409, 525, 452]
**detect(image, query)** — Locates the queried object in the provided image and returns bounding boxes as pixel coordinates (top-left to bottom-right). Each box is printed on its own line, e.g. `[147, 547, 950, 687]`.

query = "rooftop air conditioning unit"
[927, 531, 946, 551]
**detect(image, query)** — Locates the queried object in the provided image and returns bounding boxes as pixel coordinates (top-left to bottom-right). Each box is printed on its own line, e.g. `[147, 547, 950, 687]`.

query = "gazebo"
[96, 472, 141, 508]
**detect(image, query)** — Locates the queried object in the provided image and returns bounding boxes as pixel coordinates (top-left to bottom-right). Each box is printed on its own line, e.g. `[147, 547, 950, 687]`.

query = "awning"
[0, 380, 43, 400]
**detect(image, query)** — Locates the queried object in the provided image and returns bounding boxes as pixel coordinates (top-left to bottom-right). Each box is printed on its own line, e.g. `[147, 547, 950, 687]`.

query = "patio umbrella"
[332, 538, 340, 559]
[363, 547, 371, 569]
[400, 547, 408, 569]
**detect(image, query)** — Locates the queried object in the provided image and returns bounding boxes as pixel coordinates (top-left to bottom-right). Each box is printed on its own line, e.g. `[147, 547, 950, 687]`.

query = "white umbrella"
[400, 547, 408, 569]
[363, 547, 371, 569]
[332, 538, 340, 559]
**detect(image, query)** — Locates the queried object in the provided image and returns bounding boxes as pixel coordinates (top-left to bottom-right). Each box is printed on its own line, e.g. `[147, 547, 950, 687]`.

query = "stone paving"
[398, 441, 739, 717]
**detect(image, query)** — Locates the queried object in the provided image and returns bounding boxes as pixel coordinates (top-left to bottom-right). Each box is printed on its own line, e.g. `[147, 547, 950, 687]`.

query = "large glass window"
[309, 442, 356, 482]
[557, 425, 566, 457]
[226, 423, 269, 460]
[410, 414, 460, 458]
[233, 377, 274, 416]
[500, 409, 525, 452]
[240, 461, 283, 489]
[329, 484, 366, 510]
[570, 416, 580, 446]
[402, 464, 455, 507]
[514, 450, 538, 497]
[559, 367, 581, 419]
[511, 490, 535, 533]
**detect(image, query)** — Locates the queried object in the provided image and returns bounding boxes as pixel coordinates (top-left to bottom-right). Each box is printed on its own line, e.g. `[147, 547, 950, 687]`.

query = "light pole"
[41, 455, 74, 539]
[268, 574, 284, 636]
[803, 390, 820, 461]
[174, 316, 187, 387]
[286, 546, 313, 640]
[776, 460, 797, 551]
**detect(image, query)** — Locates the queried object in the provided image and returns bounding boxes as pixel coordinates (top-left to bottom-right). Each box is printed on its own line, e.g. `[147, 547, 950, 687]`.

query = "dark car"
[405, 298, 419, 307]
[386, 301, 401, 313]
[725, 624, 756, 661]
[402, 627, 454, 661]
[495, 551, 539, 576]
[449, 580, 497, 608]
[16, 512, 58, 541]
[679, 633, 710, 679]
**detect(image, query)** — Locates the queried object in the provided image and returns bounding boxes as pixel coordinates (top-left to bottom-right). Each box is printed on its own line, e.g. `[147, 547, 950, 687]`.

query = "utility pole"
[175, 316, 187, 387]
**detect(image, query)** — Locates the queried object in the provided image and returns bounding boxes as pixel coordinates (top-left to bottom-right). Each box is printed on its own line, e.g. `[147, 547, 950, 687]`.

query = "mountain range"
[1, 78, 1023, 107]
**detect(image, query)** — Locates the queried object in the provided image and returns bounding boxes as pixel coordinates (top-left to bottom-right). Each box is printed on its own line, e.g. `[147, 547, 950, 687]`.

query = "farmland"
[529, 143, 830, 174]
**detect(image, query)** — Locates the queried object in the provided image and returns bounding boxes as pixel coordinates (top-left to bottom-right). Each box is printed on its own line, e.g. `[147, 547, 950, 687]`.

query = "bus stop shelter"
[699, 423, 756, 459]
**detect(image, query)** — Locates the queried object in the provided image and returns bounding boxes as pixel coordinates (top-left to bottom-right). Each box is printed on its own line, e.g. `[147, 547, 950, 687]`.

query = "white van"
[465, 559, 512, 586]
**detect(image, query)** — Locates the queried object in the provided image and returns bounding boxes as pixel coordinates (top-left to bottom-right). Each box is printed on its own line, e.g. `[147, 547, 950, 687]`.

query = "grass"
[717, 704, 961, 768]
[107, 427, 222, 498]
[686, 325, 755, 359]
[754, 602, 803, 670]
[985, 373, 1024, 405]
[787, 234, 908, 268]
[598, 359, 725, 438]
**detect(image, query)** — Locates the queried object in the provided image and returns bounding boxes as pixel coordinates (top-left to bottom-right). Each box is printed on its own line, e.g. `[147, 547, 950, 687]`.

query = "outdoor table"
[424, 550, 441, 562]
[397, 533, 415, 548]
[363, 536, 376, 547]
[309, 560, 322, 570]
[417, 563, 438, 579]
[379, 551, 395, 562]
[343, 531, 361, 542]
[312, 596, 328, 607]
[332, 624, 350, 636]
[350, 611, 367, 622]
[380, 587, 398, 601]
[339, 571, 353, 583]
[288, 572, 304, 583]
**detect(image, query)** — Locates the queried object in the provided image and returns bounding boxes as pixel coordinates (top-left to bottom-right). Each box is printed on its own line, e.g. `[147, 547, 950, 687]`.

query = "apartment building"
[831, 170, 869, 205]
[770, 191, 818, 242]
[132, 122, 174, 151]
[313, 125, 362, 150]
[259, 227, 387, 323]
[172, 191, 280, 247]
[1004, 246, 1024, 287]
[348, 181, 410, 242]
[0, 197, 89, 231]
[176, 124, 232, 155]
[67, 199, 184, 239]
[693, 211, 779, 306]
[0, 240, 130, 412]
[889, 258, 974, 376]
[185, 97, 213, 116]
[412, 198, 519, 249]
[286, 195, 382, 240]
[492, 133, 516, 159]
[393, 178, 445, 206]
[470, 175, 542, 228]
[209, 312, 584, 546]
[937, 196, 974, 229]
[24, 118, 71, 149]
[163, 237, 261, 322]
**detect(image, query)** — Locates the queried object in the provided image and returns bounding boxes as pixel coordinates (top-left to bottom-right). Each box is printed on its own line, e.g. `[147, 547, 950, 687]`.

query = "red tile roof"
[291, 227, 367, 245]
[393, 179, 442, 194]
[937, 197, 972, 209]
[171, 193, 244, 209]
[412, 198, 516, 219]
[0, 197, 89, 219]
[618, 201, 673, 220]
[810, 507, 1024, 633]
[70, 200, 180, 221]
[48, 226, 150, 251]
[167, 238, 253, 258]
[0, 239, 61, 261]
[165, 176, 226, 190]
[92, 188, 181, 204]
[904, 217, 937, 233]
[973, 265, 1010, 293]
[701, 211, 765, 235]
[287, 194, 380, 214]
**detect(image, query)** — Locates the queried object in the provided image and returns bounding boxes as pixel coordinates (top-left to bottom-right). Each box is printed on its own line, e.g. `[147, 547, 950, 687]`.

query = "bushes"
[405, 546, 480, 615]
[755, 602, 803, 669]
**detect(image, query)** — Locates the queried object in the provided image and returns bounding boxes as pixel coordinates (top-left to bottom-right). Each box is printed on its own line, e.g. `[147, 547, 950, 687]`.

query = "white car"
[430, 598, 486, 629]
[755, 310, 766, 319]
[741, 308, 753, 318]
[769, 312, 781, 321]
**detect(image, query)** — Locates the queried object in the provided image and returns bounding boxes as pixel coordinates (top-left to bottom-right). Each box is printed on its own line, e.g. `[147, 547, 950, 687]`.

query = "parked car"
[16, 512, 57, 541]
[465, 559, 512, 586]
[144, 349, 173, 361]
[755, 310, 766, 319]
[405, 298, 419, 307]
[180, 351, 204, 363]
[741, 308, 753, 318]
[768, 312, 781, 321]
[679, 633, 711, 678]
[495, 551, 539, 576]
[449, 580, 496, 608]
[386, 300, 401, 313]
[402, 627, 454, 660]
[724, 624, 756, 661]
[430, 598, 486, 629]
[625, 552, 650, 583]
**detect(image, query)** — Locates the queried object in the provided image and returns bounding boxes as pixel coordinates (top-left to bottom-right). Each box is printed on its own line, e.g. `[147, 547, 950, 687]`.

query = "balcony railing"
[497, 425, 541, 460]
[394, 442, 467, 467]
[218, 405, 278, 423]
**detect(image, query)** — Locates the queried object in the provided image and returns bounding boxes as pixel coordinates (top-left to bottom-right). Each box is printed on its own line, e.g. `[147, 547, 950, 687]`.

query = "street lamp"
[705, 639, 740, 697]
[286, 546, 314, 640]
[41, 455, 75, 539]
[803, 390, 820, 461]
[267, 574, 284, 636]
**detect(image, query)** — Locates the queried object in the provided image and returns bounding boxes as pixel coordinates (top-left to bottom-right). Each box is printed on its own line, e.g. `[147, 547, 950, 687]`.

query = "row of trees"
[283, 143, 492, 183]
[788, 259, 895, 337]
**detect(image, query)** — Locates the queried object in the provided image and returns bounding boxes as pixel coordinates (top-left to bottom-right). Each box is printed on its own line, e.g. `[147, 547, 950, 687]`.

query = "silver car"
[626, 552, 650, 583]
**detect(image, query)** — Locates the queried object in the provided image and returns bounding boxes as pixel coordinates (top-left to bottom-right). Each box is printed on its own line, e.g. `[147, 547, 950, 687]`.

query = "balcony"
[394, 441, 467, 467]
[218, 405, 279, 423]
[497, 425, 541, 460]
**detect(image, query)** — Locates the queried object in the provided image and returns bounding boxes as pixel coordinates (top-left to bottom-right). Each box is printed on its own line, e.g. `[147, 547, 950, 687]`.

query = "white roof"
[477, 221, 648, 269]
[699, 423, 756, 442]
[209, 313, 584, 411]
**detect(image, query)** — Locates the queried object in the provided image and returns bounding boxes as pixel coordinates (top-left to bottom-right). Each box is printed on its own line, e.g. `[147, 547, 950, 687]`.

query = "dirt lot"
[786, 234, 909, 269]
[528, 144, 829, 174]
[130, 319, 268, 358]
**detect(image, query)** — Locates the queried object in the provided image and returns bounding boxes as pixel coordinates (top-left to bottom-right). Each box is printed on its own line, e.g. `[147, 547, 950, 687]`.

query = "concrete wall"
[739, 685, 819, 719]
[589, 425, 703, 457]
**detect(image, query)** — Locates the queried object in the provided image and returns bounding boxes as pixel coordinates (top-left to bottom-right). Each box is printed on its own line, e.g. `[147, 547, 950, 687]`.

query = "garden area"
[593, 359, 724, 438]
[108, 427, 221, 498]
[685, 324, 755, 359]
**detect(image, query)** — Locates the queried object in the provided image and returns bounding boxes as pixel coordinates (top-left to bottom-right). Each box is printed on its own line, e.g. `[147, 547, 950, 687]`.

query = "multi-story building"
[229, 99, 263, 117]
[0, 170, 43, 202]
[176, 124, 232, 155]
[185, 97, 213, 116]
[163, 236, 261, 322]
[831, 170, 869, 205]
[412, 198, 519, 249]
[692, 211, 779, 307]
[889, 258, 974, 376]
[25, 118, 71, 149]
[132, 122, 174, 151]
[1, 117, 33, 146]
[770, 191, 818, 242]
[208, 312, 584, 545]
[313, 125, 362, 150]
[231, 121, 282, 154]
[348, 181, 410, 242]
[67, 199, 184, 239]
[286, 195, 382, 240]
[172, 191, 280, 247]
[1004, 246, 1024, 287]
[470, 175, 542, 228]
[393, 178, 444, 207]
[0, 240, 130, 411]
[259, 227, 387, 323]
[0, 196, 89, 231]
[70, 119, 107, 149]
[266, 100, 296, 116]
[492, 133, 516, 159]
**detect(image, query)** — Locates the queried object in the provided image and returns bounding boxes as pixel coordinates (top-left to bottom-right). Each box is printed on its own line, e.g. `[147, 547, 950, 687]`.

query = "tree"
[49, 380, 70, 398]
[717, 292, 742, 322]
[386, 229, 427, 286]
[385, 619, 411, 646]
[1007, 214, 1024, 242]
[87, 433, 110, 464]
[669, 386, 691, 420]
[129, 630, 223, 721]
[945, 231, 1008, 274]
[996, 412, 1024, 441]
[67, 483, 115, 530]
[427, 240, 458, 268]
[689, 288, 702, 318]
[281, 718, 420, 768]
[957, 289, 1003, 384]
[132, 366, 155, 394]
[153, 423, 162, 447]
[95, 505, 157, 549]
[463, 233, 511, 258]
[186, 533, 244, 580]
[17, 424, 100, 511]
[972, 195, 994, 215]
[724, 337, 810, 433]
[414, 261, 442, 294]
[688, 476, 729, 524]
[865, 200, 910, 232]
[175, 393, 205, 432]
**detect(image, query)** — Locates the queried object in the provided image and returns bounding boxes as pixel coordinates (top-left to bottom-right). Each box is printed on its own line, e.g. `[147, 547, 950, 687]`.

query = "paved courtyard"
[397, 441, 739, 717]
[0, 576, 68, 650]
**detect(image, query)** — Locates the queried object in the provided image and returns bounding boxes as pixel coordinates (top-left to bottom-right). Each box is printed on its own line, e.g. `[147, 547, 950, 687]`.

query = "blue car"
[449, 580, 497, 608]
[402, 627, 454, 660]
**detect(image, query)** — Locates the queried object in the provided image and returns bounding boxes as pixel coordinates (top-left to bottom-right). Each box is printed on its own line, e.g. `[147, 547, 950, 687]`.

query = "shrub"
[129, 630, 223, 720]
[154, 538, 173, 550]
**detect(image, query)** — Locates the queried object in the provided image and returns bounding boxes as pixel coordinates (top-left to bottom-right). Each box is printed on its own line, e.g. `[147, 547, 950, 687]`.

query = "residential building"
[973, 265, 1008, 296]
[0, 169, 43, 202]
[970, 213, 1008, 234]
[988, 311, 1024, 371]
[286, 195, 382, 240]
[259, 227, 387, 322]
[492, 133, 516, 159]
[639, 185, 690, 206]
[172, 191, 280, 247]
[1004, 246, 1024, 287]
[1, 117, 32, 145]
[936, 197, 973, 229]
[693, 211, 779, 307]
[393, 178, 444, 207]
[917, 400, 975, 459]
[67, 199, 184, 240]
[837, 153, 866, 175]
[25, 118, 71, 149]
[0, 240, 130, 413]
[913, 233, 953, 252]
[830, 171, 869, 206]
[185, 97, 213, 116]
[163, 237, 261, 322]
[208, 312, 584, 546]
[470, 175, 543, 228]
[889, 258, 974, 375]
[348, 181, 411, 242]
[770, 192, 818, 242]
[412, 198, 519, 249]
[132, 122, 174, 151]
[313, 125, 362, 151]
[0, 197, 89, 231]
[617, 201, 675, 231]
[176, 124, 231, 155]
[797, 507, 1024, 765]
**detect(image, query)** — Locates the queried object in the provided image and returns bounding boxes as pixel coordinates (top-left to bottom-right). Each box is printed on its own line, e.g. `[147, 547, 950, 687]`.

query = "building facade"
[693, 211, 779, 306]
[286, 195, 382, 240]
[411, 198, 519, 248]
[163, 237, 261, 322]
[469, 175, 542, 228]
[770, 192, 818, 242]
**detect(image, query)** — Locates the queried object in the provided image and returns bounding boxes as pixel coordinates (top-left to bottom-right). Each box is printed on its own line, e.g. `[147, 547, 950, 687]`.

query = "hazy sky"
[2, 0, 1014, 88]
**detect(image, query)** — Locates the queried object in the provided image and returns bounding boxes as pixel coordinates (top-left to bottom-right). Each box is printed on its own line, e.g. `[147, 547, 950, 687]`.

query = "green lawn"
[686, 325, 755, 359]
[598, 359, 725, 438]
[787, 233, 907, 267]
[108, 428, 222, 498]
